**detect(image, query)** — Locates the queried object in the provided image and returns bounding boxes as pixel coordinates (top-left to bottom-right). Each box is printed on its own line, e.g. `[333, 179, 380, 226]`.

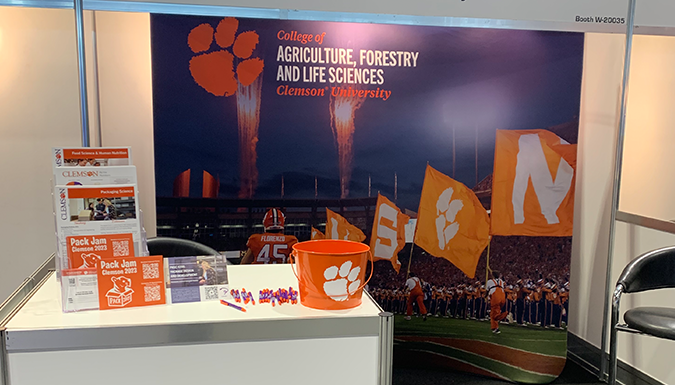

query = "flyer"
[97, 255, 166, 310]
[52, 147, 132, 168]
[62, 268, 99, 312]
[54, 184, 142, 273]
[53, 166, 138, 186]
[164, 255, 229, 304]
[65, 233, 134, 269]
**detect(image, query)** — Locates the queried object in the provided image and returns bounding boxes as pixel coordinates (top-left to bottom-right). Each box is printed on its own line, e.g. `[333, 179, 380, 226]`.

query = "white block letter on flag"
[370, 194, 410, 272]
[325, 208, 366, 242]
[491, 129, 577, 237]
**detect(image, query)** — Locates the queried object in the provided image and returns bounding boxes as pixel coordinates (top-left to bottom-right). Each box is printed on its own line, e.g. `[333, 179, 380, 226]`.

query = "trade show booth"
[1, 0, 675, 384]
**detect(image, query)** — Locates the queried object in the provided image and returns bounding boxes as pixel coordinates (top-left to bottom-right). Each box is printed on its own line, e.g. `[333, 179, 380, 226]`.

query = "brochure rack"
[0, 261, 392, 385]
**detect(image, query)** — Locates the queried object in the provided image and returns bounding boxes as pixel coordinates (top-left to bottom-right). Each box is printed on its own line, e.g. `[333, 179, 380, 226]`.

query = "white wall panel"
[0, 6, 81, 302]
[620, 35, 675, 222]
[93, 11, 156, 237]
[569, 32, 624, 345]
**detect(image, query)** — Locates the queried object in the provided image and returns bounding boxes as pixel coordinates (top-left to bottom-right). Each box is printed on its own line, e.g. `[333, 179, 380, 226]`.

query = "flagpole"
[475, 125, 479, 187]
[485, 237, 491, 286]
[406, 243, 414, 281]
[452, 126, 456, 179]
[407, 162, 428, 281]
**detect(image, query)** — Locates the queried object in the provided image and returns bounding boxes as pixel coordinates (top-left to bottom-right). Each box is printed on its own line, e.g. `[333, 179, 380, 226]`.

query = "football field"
[394, 315, 567, 383]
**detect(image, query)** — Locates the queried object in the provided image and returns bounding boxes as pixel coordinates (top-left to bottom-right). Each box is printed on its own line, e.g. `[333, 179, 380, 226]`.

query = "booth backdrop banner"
[151, 14, 582, 383]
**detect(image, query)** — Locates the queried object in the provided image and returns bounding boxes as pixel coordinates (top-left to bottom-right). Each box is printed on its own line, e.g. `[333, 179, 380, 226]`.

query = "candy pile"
[229, 287, 298, 306]
[259, 287, 299, 306]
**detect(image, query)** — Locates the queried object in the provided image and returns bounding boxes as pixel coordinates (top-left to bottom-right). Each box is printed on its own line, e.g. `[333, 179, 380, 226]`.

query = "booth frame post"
[599, 0, 637, 381]
[0, 328, 8, 385]
[74, 0, 90, 147]
[378, 312, 394, 385]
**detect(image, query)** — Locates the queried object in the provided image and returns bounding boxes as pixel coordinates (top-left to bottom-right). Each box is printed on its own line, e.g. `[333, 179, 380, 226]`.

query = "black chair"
[146, 237, 220, 257]
[609, 246, 675, 384]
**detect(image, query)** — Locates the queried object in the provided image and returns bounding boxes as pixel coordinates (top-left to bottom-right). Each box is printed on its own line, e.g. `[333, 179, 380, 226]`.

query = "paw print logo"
[435, 187, 464, 249]
[323, 261, 361, 302]
[188, 17, 264, 97]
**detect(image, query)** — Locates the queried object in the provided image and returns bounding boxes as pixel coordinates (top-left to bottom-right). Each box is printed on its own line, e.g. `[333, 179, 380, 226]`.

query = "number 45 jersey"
[247, 233, 298, 264]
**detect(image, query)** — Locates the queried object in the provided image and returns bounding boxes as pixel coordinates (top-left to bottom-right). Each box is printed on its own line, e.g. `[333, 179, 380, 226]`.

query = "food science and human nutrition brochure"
[52, 147, 132, 168]
[164, 255, 229, 304]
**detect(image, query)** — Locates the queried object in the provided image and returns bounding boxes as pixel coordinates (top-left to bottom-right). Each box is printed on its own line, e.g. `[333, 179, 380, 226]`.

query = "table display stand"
[0, 257, 392, 385]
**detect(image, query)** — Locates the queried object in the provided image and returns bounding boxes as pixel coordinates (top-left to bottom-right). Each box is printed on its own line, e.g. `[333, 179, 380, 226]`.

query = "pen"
[220, 299, 247, 312]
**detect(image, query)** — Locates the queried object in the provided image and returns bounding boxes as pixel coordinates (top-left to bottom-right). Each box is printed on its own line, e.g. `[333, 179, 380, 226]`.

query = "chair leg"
[608, 285, 623, 385]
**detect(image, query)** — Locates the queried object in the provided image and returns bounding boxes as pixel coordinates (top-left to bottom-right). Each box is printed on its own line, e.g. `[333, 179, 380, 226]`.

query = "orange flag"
[311, 227, 325, 240]
[491, 129, 577, 237]
[370, 194, 410, 272]
[325, 209, 366, 242]
[414, 165, 490, 278]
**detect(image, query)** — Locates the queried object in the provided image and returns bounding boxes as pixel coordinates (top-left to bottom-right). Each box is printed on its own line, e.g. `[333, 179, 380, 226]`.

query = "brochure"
[52, 147, 132, 168]
[164, 255, 229, 304]
[65, 233, 134, 269]
[97, 255, 166, 310]
[54, 184, 142, 273]
[53, 165, 138, 186]
[62, 268, 99, 312]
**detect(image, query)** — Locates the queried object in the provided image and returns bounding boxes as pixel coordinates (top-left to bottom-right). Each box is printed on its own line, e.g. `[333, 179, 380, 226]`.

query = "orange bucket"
[291, 240, 373, 310]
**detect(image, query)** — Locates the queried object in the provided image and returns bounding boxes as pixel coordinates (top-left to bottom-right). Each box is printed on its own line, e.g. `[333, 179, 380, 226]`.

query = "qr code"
[144, 285, 161, 302]
[143, 263, 160, 279]
[68, 278, 76, 286]
[204, 286, 219, 300]
[112, 240, 130, 257]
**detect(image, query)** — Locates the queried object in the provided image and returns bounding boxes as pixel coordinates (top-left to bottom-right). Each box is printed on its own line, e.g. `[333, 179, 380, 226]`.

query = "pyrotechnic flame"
[236, 72, 262, 199]
[329, 91, 365, 199]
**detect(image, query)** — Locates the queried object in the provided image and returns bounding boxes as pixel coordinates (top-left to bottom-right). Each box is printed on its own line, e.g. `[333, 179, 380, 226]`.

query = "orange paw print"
[188, 17, 264, 97]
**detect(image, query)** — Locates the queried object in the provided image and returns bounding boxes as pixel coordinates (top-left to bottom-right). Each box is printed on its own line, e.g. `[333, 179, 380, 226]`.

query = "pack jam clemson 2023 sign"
[151, 15, 582, 382]
[66, 233, 134, 269]
[97, 256, 166, 310]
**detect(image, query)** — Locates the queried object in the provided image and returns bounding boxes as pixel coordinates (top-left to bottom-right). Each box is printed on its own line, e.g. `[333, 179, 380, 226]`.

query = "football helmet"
[263, 208, 285, 230]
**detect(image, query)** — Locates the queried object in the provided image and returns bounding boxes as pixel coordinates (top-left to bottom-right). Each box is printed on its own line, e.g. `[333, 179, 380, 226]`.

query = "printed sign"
[52, 147, 132, 168]
[54, 184, 142, 273]
[164, 255, 229, 304]
[66, 233, 134, 269]
[97, 255, 166, 310]
[62, 268, 99, 312]
[54, 166, 138, 186]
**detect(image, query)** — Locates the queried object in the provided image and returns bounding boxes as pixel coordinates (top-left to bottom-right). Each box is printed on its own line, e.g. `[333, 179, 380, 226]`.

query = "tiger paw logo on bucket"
[323, 261, 361, 302]
[291, 240, 372, 310]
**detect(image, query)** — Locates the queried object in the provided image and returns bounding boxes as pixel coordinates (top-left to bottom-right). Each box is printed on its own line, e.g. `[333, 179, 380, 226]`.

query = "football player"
[241, 208, 298, 264]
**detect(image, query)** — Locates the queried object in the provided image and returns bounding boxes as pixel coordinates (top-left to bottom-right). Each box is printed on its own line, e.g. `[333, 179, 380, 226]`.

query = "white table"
[1, 264, 391, 385]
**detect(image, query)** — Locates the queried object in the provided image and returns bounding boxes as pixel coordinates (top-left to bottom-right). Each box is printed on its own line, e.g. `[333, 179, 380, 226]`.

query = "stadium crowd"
[368, 236, 571, 328]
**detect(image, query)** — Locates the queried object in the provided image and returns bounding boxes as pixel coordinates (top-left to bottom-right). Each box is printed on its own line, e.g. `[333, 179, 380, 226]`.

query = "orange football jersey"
[247, 233, 298, 264]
